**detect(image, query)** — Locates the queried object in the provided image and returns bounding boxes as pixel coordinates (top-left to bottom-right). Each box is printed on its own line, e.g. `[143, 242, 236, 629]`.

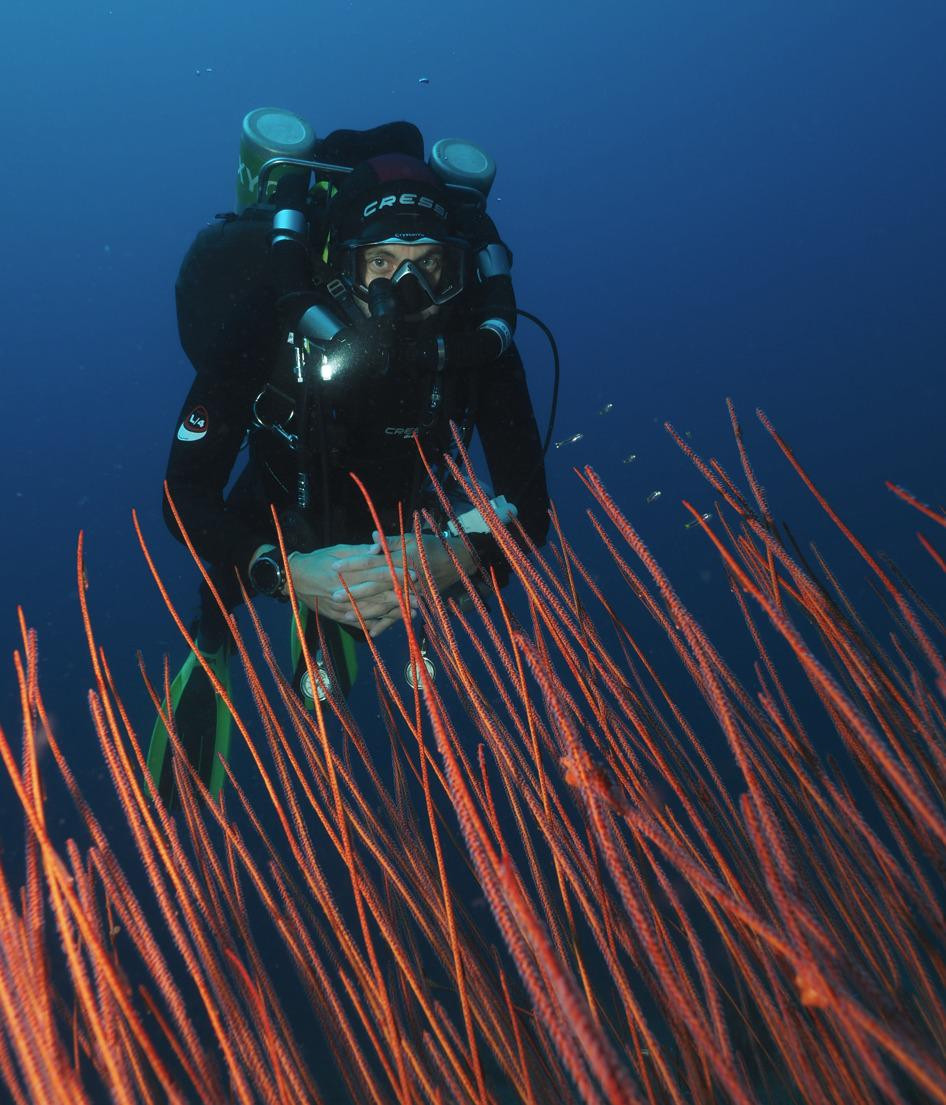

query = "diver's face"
[358, 242, 444, 290]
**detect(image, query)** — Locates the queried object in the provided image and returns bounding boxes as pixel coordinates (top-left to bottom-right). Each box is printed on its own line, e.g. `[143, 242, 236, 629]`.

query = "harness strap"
[310, 257, 364, 325]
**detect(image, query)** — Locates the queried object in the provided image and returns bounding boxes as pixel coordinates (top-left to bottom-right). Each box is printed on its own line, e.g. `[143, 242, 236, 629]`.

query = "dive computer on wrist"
[249, 548, 286, 597]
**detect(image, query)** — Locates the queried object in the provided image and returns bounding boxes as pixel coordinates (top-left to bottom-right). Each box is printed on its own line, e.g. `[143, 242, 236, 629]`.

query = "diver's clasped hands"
[287, 543, 419, 639]
[373, 531, 476, 596]
[286, 532, 475, 639]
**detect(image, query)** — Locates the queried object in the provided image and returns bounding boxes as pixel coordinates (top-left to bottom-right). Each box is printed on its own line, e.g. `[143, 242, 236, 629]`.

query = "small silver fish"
[598, 402, 614, 415]
[554, 432, 584, 449]
[622, 453, 637, 464]
[646, 490, 662, 503]
[418, 76, 430, 85]
[684, 512, 712, 529]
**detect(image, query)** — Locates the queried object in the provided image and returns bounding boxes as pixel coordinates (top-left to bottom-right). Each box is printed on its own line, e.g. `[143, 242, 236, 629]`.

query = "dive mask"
[340, 236, 468, 312]
[388, 255, 460, 313]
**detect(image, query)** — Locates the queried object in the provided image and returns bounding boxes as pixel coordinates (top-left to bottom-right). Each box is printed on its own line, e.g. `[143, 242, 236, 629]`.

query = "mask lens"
[347, 241, 467, 307]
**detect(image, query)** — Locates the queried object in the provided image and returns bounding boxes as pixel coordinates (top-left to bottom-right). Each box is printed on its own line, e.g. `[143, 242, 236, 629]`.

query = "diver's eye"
[421, 255, 443, 270]
[368, 256, 389, 270]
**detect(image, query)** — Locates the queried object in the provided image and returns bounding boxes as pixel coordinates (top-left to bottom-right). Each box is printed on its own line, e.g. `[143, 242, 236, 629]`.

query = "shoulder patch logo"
[177, 406, 209, 443]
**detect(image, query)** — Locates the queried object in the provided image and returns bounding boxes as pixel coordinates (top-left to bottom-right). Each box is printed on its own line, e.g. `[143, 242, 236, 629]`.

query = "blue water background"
[0, 0, 944, 1066]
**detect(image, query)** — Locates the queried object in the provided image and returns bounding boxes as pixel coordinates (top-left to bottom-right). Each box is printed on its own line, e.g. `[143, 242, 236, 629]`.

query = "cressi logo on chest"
[385, 426, 420, 438]
[177, 405, 209, 443]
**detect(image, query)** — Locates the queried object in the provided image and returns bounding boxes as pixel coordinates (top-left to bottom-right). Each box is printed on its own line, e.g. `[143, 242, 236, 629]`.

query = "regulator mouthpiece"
[368, 277, 397, 318]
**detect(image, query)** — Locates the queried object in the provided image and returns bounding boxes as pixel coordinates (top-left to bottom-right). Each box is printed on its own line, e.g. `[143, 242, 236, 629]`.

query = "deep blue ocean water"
[1, 1, 944, 1097]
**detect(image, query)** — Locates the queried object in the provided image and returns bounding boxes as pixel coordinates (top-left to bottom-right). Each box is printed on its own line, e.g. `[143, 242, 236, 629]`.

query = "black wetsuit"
[163, 215, 550, 620]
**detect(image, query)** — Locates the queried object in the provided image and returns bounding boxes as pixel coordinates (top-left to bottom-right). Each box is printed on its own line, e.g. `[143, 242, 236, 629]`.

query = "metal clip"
[252, 390, 298, 447]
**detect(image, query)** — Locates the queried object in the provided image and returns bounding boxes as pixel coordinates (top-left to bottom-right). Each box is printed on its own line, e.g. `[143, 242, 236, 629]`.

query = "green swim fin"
[147, 638, 233, 810]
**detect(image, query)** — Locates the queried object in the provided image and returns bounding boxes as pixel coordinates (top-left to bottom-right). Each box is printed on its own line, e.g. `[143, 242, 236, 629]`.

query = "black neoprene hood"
[329, 153, 456, 247]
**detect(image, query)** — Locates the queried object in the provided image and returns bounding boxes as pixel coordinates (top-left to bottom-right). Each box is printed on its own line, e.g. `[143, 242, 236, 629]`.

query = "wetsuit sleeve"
[164, 216, 282, 580]
[163, 373, 270, 581]
[472, 343, 550, 585]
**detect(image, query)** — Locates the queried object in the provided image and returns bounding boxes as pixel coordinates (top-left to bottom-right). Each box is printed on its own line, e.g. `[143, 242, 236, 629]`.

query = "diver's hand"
[288, 543, 417, 637]
[375, 532, 475, 596]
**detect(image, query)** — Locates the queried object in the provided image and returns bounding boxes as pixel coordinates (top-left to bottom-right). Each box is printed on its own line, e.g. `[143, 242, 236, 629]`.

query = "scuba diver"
[148, 114, 551, 810]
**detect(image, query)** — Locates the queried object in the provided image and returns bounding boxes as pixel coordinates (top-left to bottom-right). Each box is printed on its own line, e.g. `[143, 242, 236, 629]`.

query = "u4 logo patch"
[177, 405, 209, 443]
